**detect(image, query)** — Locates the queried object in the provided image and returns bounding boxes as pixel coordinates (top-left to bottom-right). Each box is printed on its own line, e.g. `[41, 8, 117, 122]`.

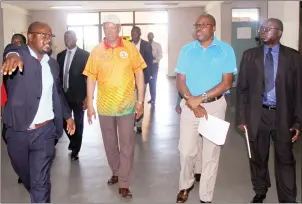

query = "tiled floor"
[1, 73, 301, 203]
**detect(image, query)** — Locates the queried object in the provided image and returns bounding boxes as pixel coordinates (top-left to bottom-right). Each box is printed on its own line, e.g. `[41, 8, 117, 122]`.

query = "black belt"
[204, 95, 223, 103]
[262, 104, 276, 110]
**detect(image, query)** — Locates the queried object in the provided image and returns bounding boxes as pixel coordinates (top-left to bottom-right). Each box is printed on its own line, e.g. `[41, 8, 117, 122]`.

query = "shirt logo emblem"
[120, 51, 128, 59]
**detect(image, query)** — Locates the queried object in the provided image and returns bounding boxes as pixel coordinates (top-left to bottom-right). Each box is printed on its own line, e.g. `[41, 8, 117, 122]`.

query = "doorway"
[231, 8, 260, 87]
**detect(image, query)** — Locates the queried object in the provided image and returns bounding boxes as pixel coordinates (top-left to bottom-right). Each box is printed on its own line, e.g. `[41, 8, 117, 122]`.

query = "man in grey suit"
[1, 21, 75, 203]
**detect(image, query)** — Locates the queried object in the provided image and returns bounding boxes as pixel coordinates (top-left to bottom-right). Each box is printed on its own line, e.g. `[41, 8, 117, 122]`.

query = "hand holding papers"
[198, 114, 230, 145]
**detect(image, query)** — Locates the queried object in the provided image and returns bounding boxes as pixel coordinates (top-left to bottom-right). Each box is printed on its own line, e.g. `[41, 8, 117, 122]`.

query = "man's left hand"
[135, 102, 144, 119]
[83, 97, 88, 110]
[66, 118, 76, 135]
[291, 128, 300, 143]
[186, 96, 203, 110]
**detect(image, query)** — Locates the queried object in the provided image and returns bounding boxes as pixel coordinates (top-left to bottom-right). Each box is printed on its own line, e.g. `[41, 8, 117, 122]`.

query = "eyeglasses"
[193, 24, 213, 29]
[258, 26, 280, 33]
[29, 32, 55, 39]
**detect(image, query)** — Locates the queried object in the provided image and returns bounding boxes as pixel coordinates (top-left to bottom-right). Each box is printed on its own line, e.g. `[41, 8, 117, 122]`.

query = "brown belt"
[204, 95, 223, 103]
[28, 119, 52, 130]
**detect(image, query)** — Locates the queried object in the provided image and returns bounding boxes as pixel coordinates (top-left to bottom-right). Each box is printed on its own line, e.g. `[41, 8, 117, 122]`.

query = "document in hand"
[198, 114, 230, 145]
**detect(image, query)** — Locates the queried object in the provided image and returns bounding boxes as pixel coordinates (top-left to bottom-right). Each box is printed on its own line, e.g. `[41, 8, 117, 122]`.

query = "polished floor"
[1, 72, 301, 203]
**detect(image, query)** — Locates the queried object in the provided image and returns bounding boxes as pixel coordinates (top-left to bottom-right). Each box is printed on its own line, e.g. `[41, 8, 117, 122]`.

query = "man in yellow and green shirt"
[83, 14, 146, 198]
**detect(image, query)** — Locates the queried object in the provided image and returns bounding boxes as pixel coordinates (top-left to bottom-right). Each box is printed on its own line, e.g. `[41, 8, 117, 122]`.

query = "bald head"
[266, 18, 283, 31]
[196, 14, 216, 26]
[27, 21, 53, 59]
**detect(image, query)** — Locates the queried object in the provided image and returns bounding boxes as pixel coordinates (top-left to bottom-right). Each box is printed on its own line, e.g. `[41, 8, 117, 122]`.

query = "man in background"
[147, 32, 162, 104]
[57, 30, 89, 160]
[131, 26, 153, 133]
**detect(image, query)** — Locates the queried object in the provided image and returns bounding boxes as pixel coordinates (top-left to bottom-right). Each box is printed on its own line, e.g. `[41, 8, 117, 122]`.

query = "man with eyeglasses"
[236, 18, 301, 203]
[1, 21, 75, 203]
[175, 14, 236, 203]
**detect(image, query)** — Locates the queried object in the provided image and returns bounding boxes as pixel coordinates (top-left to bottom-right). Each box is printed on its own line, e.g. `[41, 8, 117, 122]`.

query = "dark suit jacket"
[236, 44, 302, 142]
[2, 44, 71, 139]
[57, 47, 89, 103]
[132, 39, 153, 83]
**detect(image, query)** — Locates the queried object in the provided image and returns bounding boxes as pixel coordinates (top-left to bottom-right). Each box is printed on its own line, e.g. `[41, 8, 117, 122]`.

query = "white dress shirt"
[151, 41, 163, 63]
[28, 46, 54, 127]
[134, 39, 141, 51]
[63, 46, 77, 90]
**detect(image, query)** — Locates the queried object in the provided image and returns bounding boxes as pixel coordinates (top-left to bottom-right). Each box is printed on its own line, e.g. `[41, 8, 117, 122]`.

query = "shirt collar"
[28, 45, 50, 63]
[194, 36, 218, 48]
[104, 37, 124, 49]
[264, 43, 280, 53]
[67, 46, 77, 54]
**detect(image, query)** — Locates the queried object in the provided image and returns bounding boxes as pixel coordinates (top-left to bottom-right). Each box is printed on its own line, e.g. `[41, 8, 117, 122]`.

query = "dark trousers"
[249, 108, 296, 202]
[2, 123, 7, 144]
[149, 63, 159, 102]
[6, 122, 56, 203]
[63, 101, 84, 154]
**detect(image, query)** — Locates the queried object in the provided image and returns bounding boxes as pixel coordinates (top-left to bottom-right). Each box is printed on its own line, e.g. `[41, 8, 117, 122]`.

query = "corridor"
[1, 74, 301, 203]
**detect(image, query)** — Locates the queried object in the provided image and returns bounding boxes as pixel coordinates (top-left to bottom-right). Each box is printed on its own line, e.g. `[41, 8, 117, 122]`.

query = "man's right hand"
[192, 105, 208, 119]
[87, 106, 96, 125]
[1, 54, 23, 75]
[238, 124, 247, 132]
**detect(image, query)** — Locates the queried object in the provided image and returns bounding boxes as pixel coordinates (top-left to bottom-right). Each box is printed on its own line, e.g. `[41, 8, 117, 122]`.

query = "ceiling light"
[50, 6, 83, 9]
[144, 2, 179, 6]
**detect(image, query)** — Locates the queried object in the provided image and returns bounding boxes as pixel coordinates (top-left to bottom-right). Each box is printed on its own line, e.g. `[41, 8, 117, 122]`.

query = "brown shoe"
[176, 185, 194, 203]
[107, 176, 118, 185]
[119, 188, 132, 198]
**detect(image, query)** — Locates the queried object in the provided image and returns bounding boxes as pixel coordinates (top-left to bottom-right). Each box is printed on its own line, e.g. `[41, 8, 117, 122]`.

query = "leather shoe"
[119, 188, 132, 198]
[251, 194, 266, 203]
[176, 185, 194, 203]
[107, 176, 118, 185]
[200, 200, 211, 203]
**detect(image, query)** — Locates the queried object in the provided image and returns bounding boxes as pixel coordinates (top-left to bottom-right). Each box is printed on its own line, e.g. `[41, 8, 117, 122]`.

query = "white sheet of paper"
[198, 114, 230, 145]
[244, 126, 252, 158]
[237, 27, 252, 39]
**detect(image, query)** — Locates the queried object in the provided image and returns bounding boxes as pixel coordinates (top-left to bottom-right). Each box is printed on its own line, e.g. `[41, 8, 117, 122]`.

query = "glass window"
[67, 13, 99, 26]
[232, 9, 259, 22]
[135, 11, 168, 24]
[101, 12, 133, 24]
[67, 26, 84, 49]
[83, 26, 99, 52]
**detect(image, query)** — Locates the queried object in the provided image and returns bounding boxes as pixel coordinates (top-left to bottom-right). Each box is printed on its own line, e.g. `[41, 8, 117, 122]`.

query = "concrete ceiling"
[2, 1, 210, 11]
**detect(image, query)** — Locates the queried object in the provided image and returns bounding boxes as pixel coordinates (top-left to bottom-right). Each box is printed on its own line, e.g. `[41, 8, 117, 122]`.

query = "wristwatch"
[202, 92, 208, 102]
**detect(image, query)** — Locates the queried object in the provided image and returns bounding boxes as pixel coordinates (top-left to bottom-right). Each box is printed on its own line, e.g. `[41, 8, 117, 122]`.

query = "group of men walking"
[1, 12, 300, 204]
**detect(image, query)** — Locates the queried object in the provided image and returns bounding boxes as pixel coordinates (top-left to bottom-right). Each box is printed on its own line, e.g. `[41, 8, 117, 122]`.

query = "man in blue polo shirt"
[175, 14, 237, 203]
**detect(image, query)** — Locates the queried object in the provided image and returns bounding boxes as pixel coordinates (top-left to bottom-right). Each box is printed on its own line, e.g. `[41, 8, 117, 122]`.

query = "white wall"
[1, 3, 29, 47]
[167, 7, 203, 77]
[203, 1, 222, 40]
[268, 1, 300, 50]
[29, 10, 68, 57]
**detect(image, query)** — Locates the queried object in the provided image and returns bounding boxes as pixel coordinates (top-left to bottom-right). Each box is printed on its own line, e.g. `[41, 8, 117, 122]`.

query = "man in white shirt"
[147, 32, 163, 104]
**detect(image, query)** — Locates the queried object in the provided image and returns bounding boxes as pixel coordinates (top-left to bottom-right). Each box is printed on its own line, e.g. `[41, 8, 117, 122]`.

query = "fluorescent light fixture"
[50, 5, 83, 9]
[144, 2, 179, 6]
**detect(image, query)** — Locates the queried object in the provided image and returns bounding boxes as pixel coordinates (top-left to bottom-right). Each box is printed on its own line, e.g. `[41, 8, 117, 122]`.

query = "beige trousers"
[178, 96, 227, 202]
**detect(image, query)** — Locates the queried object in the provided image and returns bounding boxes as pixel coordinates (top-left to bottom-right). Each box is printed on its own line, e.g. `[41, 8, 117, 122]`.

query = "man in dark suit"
[1, 21, 75, 203]
[57, 30, 89, 160]
[236, 18, 301, 203]
[131, 26, 153, 133]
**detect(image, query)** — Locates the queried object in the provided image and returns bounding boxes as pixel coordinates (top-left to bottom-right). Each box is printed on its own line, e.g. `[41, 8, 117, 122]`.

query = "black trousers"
[149, 63, 159, 102]
[64, 101, 84, 154]
[249, 108, 296, 203]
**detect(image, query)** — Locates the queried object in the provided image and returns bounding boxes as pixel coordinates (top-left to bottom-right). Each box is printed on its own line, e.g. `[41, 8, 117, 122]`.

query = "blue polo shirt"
[175, 37, 237, 96]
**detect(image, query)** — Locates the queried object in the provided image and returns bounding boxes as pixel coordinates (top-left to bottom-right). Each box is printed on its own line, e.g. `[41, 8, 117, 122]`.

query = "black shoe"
[251, 194, 266, 203]
[71, 151, 79, 160]
[195, 173, 201, 182]
[17, 178, 22, 184]
[200, 200, 211, 203]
